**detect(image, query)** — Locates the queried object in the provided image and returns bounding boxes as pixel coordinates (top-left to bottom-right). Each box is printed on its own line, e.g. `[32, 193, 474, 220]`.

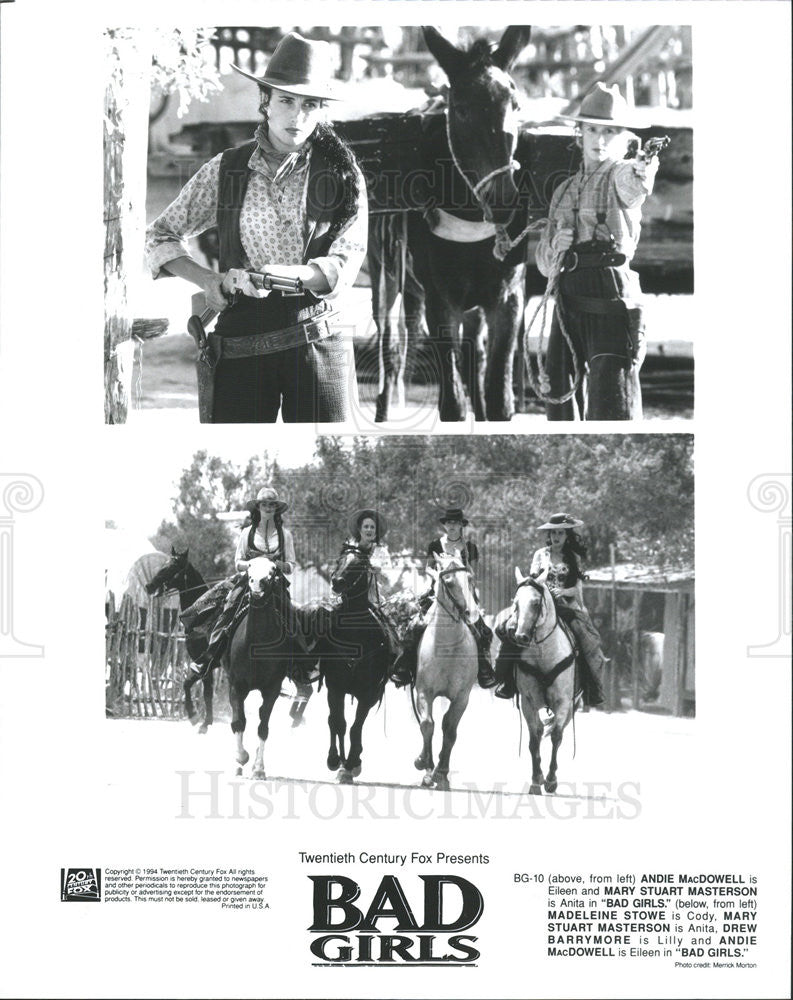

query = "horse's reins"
[436, 564, 475, 623]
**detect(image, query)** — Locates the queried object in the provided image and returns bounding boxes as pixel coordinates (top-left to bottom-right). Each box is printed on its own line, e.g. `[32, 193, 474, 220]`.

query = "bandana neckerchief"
[254, 123, 311, 185]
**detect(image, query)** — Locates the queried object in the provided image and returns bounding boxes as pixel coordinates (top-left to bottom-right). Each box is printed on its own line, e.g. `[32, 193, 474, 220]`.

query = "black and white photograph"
[0, 1, 791, 998]
[103, 433, 694, 793]
[105, 23, 693, 427]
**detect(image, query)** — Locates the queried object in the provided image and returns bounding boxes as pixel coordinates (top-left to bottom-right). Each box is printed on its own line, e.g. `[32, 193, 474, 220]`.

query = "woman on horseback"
[342, 509, 399, 658]
[390, 508, 496, 689]
[199, 487, 303, 671]
[494, 512, 605, 704]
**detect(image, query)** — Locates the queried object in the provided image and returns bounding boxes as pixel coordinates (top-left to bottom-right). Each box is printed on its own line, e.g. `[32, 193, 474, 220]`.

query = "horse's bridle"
[510, 577, 557, 645]
[436, 564, 475, 623]
[444, 110, 519, 207]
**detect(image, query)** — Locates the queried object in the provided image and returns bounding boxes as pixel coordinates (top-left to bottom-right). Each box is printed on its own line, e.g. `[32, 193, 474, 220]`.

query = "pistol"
[627, 135, 671, 161]
[187, 268, 305, 340]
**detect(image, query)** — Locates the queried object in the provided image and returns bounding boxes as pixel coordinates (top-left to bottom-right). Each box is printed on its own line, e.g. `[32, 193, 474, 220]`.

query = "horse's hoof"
[350, 765, 362, 778]
[337, 769, 354, 785]
[544, 780, 557, 794]
[235, 766, 243, 777]
[236, 750, 250, 767]
[529, 783, 542, 795]
[433, 773, 450, 792]
[327, 751, 340, 771]
[198, 724, 208, 735]
[421, 773, 434, 788]
[251, 769, 266, 781]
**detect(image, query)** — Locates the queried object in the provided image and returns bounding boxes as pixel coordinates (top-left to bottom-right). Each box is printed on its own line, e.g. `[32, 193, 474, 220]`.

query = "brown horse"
[369, 26, 534, 423]
[496, 569, 576, 794]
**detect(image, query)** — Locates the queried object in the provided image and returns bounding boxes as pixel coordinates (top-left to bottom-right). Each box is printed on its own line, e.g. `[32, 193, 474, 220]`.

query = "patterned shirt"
[530, 546, 583, 607]
[144, 136, 368, 301]
[536, 159, 654, 277]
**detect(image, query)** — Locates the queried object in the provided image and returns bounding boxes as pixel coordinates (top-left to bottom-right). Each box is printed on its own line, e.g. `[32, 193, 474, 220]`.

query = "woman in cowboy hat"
[199, 486, 304, 672]
[494, 512, 605, 704]
[338, 508, 399, 655]
[145, 31, 368, 422]
[390, 508, 496, 689]
[535, 82, 659, 420]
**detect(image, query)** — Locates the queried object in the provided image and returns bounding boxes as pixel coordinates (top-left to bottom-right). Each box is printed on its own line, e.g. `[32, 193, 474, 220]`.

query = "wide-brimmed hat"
[232, 31, 341, 100]
[439, 507, 469, 527]
[561, 83, 637, 128]
[251, 487, 289, 514]
[348, 508, 387, 539]
[537, 512, 584, 532]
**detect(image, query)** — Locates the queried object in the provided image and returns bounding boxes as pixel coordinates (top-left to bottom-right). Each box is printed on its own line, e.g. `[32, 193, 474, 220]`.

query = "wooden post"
[104, 31, 153, 423]
[607, 544, 618, 711]
[631, 590, 641, 709]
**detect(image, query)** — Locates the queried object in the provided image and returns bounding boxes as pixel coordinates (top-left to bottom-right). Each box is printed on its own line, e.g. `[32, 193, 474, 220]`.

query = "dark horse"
[372, 26, 534, 422]
[228, 557, 310, 779]
[315, 545, 392, 784]
[145, 547, 215, 733]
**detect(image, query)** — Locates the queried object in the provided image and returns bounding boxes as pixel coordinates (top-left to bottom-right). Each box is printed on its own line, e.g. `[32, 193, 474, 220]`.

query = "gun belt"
[211, 313, 338, 360]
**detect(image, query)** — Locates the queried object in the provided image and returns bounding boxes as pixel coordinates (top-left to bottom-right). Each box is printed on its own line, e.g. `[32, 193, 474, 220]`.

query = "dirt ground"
[129, 282, 694, 423]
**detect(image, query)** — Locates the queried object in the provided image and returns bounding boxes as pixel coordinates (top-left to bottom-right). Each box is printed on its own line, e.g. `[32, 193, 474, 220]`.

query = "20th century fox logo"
[308, 875, 483, 965]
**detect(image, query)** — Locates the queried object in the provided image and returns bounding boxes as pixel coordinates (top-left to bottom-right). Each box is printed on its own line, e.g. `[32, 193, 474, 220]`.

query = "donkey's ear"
[422, 27, 467, 80]
[514, 566, 525, 584]
[171, 545, 177, 556]
[492, 26, 532, 71]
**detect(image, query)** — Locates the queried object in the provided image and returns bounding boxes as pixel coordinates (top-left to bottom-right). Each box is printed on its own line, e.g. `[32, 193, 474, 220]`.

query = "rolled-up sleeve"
[144, 155, 221, 279]
[308, 164, 368, 300]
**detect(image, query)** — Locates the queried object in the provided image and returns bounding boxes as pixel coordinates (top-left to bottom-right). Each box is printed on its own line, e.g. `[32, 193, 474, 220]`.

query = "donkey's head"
[424, 26, 532, 226]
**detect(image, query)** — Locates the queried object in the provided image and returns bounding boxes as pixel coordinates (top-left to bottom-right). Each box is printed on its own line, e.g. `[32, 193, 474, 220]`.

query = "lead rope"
[445, 111, 582, 405]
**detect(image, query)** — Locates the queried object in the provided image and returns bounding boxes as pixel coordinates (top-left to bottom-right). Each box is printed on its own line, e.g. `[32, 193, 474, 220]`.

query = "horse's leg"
[229, 682, 249, 776]
[432, 690, 471, 791]
[340, 694, 374, 782]
[414, 690, 436, 783]
[483, 276, 524, 421]
[586, 357, 638, 421]
[461, 308, 487, 421]
[183, 668, 199, 725]
[198, 669, 214, 734]
[251, 680, 282, 781]
[326, 685, 346, 772]
[521, 693, 545, 794]
[544, 715, 568, 794]
[426, 296, 467, 422]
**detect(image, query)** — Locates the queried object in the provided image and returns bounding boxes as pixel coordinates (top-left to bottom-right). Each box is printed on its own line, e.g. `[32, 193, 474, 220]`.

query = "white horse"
[413, 554, 480, 790]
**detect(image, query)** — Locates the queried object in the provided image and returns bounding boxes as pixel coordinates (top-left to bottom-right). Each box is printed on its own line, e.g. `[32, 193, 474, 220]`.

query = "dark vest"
[215, 139, 348, 333]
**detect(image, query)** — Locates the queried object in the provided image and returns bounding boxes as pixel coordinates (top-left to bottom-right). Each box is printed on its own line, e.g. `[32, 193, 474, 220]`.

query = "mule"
[369, 26, 534, 423]
[414, 554, 480, 791]
[317, 544, 392, 784]
[227, 557, 307, 779]
[144, 547, 216, 733]
[496, 569, 576, 794]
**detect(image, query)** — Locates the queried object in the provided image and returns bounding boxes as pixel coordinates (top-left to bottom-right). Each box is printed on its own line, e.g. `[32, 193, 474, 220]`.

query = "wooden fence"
[106, 593, 195, 719]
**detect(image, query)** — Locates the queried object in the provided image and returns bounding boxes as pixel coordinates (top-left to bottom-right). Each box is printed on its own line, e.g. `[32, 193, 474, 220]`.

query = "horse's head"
[509, 566, 551, 644]
[247, 556, 278, 602]
[145, 546, 189, 597]
[433, 553, 479, 624]
[424, 26, 532, 226]
[331, 544, 369, 598]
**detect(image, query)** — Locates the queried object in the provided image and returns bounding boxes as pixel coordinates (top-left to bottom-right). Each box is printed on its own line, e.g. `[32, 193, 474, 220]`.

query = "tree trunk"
[104, 32, 152, 424]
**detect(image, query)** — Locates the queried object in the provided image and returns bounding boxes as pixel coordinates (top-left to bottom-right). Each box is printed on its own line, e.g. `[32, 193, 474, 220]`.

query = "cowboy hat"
[537, 512, 584, 531]
[348, 508, 387, 539]
[232, 31, 341, 100]
[251, 487, 289, 513]
[439, 507, 469, 527]
[561, 83, 638, 128]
